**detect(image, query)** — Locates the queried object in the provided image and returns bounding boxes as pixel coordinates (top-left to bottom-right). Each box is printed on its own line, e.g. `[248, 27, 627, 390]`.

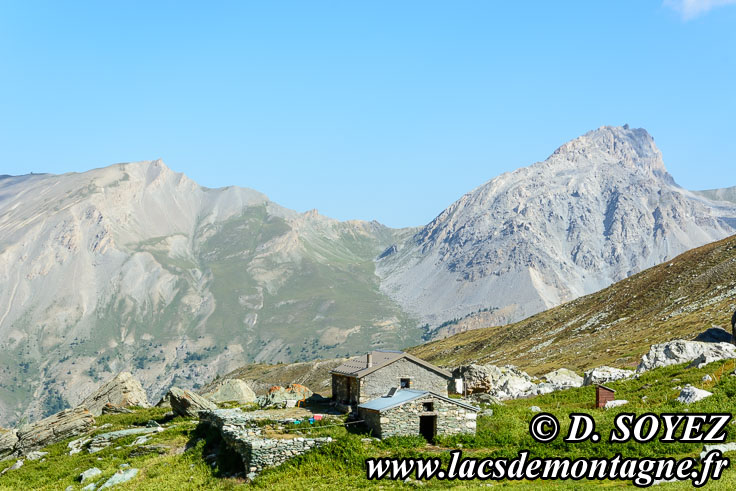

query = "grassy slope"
[409, 234, 736, 375]
[3, 360, 736, 489]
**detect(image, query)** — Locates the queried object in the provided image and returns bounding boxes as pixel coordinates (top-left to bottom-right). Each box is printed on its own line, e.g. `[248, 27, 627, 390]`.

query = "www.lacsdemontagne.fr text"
[365, 450, 729, 487]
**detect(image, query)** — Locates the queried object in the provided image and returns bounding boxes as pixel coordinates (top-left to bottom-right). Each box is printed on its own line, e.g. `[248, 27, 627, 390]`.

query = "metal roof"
[330, 350, 452, 379]
[358, 389, 480, 413]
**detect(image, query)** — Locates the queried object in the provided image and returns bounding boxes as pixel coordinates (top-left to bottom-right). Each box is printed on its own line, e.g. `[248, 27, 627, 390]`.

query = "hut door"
[419, 415, 437, 443]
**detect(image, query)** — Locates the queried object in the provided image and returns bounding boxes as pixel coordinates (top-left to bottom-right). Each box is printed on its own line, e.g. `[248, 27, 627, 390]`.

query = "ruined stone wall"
[360, 395, 476, 439]
[201, 408, 332, 476]
[360, 359, 449, 402]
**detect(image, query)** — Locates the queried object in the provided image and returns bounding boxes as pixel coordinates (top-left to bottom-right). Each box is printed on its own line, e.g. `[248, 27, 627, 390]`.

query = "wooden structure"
[596, 384, 615, 408]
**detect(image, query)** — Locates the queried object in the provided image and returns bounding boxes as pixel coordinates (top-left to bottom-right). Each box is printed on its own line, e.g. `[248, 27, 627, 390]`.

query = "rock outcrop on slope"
[377, 126, 736, 329]
[79, 372, 150, 416]
[453, 364, 583, 401]
[636, 341, 736, 373]
[168, 387, 218, 417]
[1, 407, 95, 458]
[199, 378, 256, 405]
[583, 366, 635, 386]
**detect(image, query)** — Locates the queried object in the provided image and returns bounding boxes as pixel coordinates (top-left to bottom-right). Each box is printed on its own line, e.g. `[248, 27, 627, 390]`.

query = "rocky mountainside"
[377, 126, 736, 330]
[410, 232, 736, 375]
[0, 161, 420, 425]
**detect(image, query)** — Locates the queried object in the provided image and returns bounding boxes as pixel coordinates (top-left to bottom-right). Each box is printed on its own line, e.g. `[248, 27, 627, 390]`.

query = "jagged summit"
[376, 126, 736, 329]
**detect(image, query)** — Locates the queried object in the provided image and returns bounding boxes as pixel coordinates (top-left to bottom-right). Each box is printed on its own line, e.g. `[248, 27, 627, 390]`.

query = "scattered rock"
[79, 372, 150, 417]
[200, 378, 256, 405]
[168, 387, 217, 418]
[99, 468, 139, 488]
[68, 437, 92, 455]
[81, 484, 96, 491]
[453, 364, 546, 400]
[700, 443, 736, 461]
[15, 407, 94, 455]
[637, 340, 736, 373]
[702, 375, 713, 382]
[542, 368, 583, 389]
[604, 400, 629, 409]
[26, 450, 48, 461]
[146, 420, 161, 428]
[530, 406, 542, 413]
[88, 426, 164, 454]
[156, 393, 171, 408]
[0, 459, 23, 475]
[101, 403, 134, 415]
[677, 385, 713, 404]
[129, 444, 169, 457]
[583, 366, 635, 386]
[79, 467, 102, 482]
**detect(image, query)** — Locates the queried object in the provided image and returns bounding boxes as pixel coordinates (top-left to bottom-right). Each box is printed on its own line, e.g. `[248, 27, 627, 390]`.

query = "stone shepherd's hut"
[330, 350, 452, 412]
[358, 389, 479, 441]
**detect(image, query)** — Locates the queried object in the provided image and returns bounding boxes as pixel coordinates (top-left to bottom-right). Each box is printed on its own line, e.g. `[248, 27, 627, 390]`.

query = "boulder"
[200, 379, 256, 404]
[452, 364, 537, 400]
[79, 467, 102, 482]
[0, 429, 19, 459]
[542, 368, 583, 389]
[677, 385, 712, 404]
[15, 407, 94, 455]
[700, 443, 736, 461]
[168, 387, 217, 417]
[604, 400, 629, 409]
[258, 384, 313, 408]
[637, 340, 736, 373]
[79, 372, 150, 416]
[100, 468, 139, 488]
[583, 366, 635, 386]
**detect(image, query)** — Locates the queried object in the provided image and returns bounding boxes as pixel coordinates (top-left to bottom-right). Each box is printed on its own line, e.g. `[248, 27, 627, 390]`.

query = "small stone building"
[330, 350, 452, 411]
[358, 389, 479, 441]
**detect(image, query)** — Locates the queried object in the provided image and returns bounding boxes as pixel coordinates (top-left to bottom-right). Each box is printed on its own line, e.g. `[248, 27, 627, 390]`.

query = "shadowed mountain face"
[0, 160, 420, 425]
[0, 126, 734, 426]
[376, 126, 736, 332]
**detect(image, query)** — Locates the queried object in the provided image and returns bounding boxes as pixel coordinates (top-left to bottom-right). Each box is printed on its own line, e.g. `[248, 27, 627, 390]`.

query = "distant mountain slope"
[694, 186, 736, 206]
[410, 233, 736, 374]
[0, 161, 420, 425]
[377, 126, 736, 330]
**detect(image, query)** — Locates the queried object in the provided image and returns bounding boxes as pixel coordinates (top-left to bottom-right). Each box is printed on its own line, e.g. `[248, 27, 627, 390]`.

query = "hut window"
[422, 401, 434, 412]
[400, 378, 411, 389]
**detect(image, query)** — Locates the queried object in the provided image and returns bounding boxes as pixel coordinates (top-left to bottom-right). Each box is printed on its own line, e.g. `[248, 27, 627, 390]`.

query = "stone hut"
[330, 350, 452, 412]
[358, 389, 479, 441]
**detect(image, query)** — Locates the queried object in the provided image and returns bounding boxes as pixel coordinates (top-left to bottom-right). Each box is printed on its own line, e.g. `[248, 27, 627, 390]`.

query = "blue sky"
[1, 1, 734, 227]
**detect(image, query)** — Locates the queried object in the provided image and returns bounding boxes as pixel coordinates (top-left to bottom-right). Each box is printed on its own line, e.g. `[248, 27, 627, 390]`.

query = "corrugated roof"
[330, 350, 452, 379]
[358, 389, 479, 413]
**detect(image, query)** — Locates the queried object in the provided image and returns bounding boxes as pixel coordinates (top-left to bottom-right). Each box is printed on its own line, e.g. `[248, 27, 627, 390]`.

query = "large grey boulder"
[542, 368, 583, 389]
[79, 372, 150, 416]
[257, 384, 313, 408]
[0, 429, 19, 459]
[168, 387, 217, 417]
[15, 407, 94, 455]
[583, 366, 635, 386]
[677, 385, 713, 404]
[200, 378, 256, 405]
[100, 468, 139, 488]
[453, 364, 538, 400]
[637, 340, 736, 373]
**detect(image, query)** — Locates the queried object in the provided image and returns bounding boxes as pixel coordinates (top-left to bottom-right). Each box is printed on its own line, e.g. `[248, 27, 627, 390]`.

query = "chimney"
[367, 353, 373, 368]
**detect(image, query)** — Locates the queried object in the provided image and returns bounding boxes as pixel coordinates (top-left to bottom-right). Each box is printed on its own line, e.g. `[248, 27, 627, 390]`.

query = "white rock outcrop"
[200, 378, 256, 405]
[542, 368, 583, 389]
[583, 366, 635, 386]
[604, 400, 629, 409]
[637, 341, 736, 373]
[676, 385, 712, 404]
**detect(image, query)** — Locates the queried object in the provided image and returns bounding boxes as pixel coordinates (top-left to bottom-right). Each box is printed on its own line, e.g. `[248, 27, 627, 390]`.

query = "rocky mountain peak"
[548, 125, 669, 180]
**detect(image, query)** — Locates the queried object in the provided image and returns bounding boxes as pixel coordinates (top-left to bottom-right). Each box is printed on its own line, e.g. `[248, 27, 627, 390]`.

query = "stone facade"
[359, 393, 477, 439]
[333, 358, 450, 408]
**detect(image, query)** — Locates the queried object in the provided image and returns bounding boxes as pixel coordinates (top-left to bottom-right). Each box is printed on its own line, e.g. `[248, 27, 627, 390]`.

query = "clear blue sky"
[1, 1, 734, 227]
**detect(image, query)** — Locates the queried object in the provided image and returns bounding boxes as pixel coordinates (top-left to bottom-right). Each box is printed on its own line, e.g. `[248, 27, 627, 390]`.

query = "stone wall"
[360, 394, 477, 439]
[201, 408, 332, 477]
[360, 358, 450, 403]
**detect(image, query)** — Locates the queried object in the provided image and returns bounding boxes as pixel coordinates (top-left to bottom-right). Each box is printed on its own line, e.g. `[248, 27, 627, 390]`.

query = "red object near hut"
[596, 385, 615, 408]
